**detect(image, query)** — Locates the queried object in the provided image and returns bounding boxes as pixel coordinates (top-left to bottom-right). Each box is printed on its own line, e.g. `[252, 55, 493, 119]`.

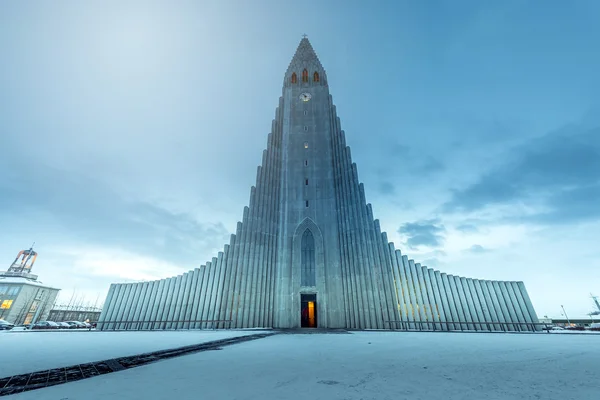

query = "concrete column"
[331, 115, 352, 329]
[350, 165, 377, 329]
[198, 262, 213, 328]
[208, 252, 225, 328]
[249, 162, 267, 328]
[137, 282, 155, 330]
[395, 251, 413, 330]
[374, 225, 397, 330]
[517, 282, 540, 330]
[114, 284, 133, 330]
[127, 282, 147, 330]
[173, 273, 189, 329]
[164, 275, 183, 330]
[408, 260, 427, 330]
[387, 243, 404, 330]
[221, 233, 238, 329]
[473, 280, 493, 331]
[98, 284, 118, 331]
[446, 276, 467, 330]
[401, 256, 419, 329]
[416, 263, 435, 330]
[183, 268, 200, 329]
[140, 281, 157, 330]
[468, 278, 487, 331]
[477, 280, 499, 331]
[344, 148, 369, 329]
[213, 247, 229, 328]
[193, 266, 208, 329]
[253, 153, 269, 328]
[339, 139, 360, 328]
[499, 281, 521, 330]
[190, 268, 205, 329]
[234, 207, 251, 328]
[510, 281, 534, 331]
[460, 277, 481, 331]
[503, 281, 527, 331]
[483, 280, 507, 331]
[227, 217, 246, 329]
[453, 277, 474, 330]
[440, 274, 459, 330]
[431, 270, 451, 330]
[240, 184, 258, 328]
[491, 281, 514, 331]
[108, 284, 126, 330]
[159, 277, 177, 330]
[175, 271, 194, 329]
[148, 279, 168, 330]
[425, 268, 444, 330]
[202, 258, 218, 329]
[361, 205, 386, 329]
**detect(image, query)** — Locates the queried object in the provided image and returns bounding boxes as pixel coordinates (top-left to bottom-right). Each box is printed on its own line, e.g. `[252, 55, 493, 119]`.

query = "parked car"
[543, 325, 564, 331]
[31, 321, 60, 330]
[0, 320, 14, 330]
[56, 322, 71, 329]
[589, 323, 600, 331]
[64, 321, 86, 329]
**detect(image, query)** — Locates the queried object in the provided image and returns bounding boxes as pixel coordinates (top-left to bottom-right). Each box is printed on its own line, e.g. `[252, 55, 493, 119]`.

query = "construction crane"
[590, 293, 600, 316]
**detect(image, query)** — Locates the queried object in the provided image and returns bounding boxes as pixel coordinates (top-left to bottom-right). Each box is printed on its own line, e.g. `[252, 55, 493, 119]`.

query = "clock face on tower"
[299, 92, 312, 102]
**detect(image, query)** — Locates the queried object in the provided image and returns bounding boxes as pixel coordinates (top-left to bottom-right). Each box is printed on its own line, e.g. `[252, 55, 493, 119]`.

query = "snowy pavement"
[0, 329, 270, 378]
[4, 331, 599, 400]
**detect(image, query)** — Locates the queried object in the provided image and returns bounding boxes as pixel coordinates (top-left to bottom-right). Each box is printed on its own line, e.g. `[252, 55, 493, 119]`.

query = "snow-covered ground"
[5, 331, 599, 400]
[0, 329, 269, 377]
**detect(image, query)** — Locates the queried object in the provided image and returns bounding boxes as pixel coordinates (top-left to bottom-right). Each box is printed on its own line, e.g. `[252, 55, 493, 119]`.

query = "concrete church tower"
[98, 38, 540, 332]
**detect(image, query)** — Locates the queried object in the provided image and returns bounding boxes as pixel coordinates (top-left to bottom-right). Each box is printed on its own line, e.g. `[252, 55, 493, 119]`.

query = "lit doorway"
[301, 294, 317, 328]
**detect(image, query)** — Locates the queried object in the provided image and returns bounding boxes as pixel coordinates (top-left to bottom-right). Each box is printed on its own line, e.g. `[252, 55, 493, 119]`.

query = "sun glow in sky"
[1, 0, 599, 318]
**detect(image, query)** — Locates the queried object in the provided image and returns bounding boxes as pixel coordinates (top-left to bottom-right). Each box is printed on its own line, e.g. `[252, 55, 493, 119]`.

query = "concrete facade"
[98, 38, 540, 332]
[0, 277, 60, 325]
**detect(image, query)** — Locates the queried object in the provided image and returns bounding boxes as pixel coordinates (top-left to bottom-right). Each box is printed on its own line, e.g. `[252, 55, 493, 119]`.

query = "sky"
[1, 0, 599, 319]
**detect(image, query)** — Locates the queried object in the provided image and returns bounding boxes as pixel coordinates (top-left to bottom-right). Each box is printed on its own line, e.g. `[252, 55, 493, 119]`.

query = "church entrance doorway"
[300, 294, 317, 328]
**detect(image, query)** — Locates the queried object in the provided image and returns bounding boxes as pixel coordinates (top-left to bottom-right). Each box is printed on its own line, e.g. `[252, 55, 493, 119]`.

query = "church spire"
[284, 35, 327, 87]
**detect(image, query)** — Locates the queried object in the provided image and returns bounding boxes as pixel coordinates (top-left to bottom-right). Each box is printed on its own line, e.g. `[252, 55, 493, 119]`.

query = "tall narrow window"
[301, 229, 316, 286]
[302, 69, 309, 83]
[303, 110, 307, 116]
[305, 200, 309, 207]
[304, 160, 308, 166]
[305, 179, 309, 185]
[313, 71, 320, 82]
[291, 73, 297, 84]
[304, 142, 309, 149]
[304, 126, 308, 131]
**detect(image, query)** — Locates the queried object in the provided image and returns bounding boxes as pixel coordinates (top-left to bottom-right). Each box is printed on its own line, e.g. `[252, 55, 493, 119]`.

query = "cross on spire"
[302, 33, 308, 39]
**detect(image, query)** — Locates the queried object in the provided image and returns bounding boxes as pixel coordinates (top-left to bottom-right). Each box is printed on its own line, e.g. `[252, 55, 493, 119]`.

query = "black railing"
[384, 320, 549, 332]
[96, 319, 233, 331]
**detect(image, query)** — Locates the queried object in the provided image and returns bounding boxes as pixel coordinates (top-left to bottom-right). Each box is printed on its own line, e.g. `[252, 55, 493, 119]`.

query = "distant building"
[48, 306, 102, 323]
[0, 246, 60, 325]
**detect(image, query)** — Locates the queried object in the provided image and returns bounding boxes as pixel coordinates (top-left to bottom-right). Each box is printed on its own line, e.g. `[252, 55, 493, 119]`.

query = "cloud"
[0, 160, 230, 268]
[443, 121, 600, 225]
[465, 244, 490, 254]
[455, 223, 480, 234]
[378, 181, 395, 195]
[384, 144, 445, 176]
[398, 218, 446, 249]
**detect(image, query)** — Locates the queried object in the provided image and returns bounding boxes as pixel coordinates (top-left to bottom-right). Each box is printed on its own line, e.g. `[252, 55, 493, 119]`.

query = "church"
[97, 38, 540, 332]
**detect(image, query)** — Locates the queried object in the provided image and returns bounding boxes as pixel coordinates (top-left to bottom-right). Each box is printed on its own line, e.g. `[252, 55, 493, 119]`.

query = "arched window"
[302, 69, 309, 83]
[313, 71, 319, 82]
[301, 229, 316, 286]
[291, 73, 297, 84]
